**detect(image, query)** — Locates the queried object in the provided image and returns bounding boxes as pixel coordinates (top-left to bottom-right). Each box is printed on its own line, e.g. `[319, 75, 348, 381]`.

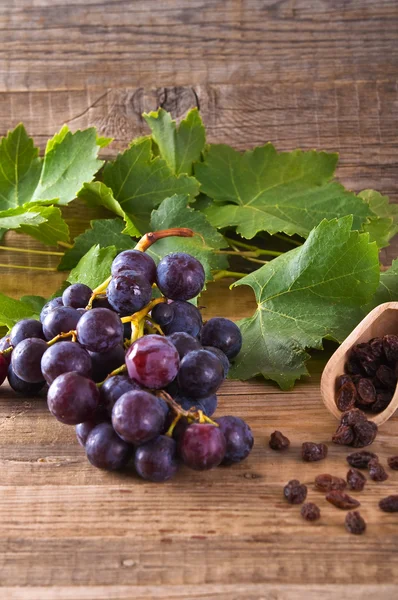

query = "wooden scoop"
[321, 302, 398, 426]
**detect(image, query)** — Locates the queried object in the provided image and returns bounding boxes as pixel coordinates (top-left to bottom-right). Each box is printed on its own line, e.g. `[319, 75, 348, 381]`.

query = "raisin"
[369, 337, 384, 359]
[360, 359, 379, 377]
[352, 420, 378, 448]
[341, 408, 367, 427]
[383, 334, 398, 363]
[379, 495, 398, 513]
[332, 425, 354, 446]
[283, 480, 307, 504]
[345, 358, 364, 376]
[375, 365, 397, 390]
[346, 451, 378, 469]
[371, 391, 393, 413]
[345, 511, 366, 535]
[351, 343, 372, 361]
[302, 442, 328, 462]
[368, 458, 389, 482]
[315, 474, 347, 492]
[336, 374, 353, 389]
[301, 502, 321, 522]
[325, 490, 360, 509]
[387, 456, 398, 470]
[336, 382, 357, 411]
[269, 430, 290, 451]
[351, 374, 362, 385]
[356, 378, 376, 404]
[347, 468, 366, 491]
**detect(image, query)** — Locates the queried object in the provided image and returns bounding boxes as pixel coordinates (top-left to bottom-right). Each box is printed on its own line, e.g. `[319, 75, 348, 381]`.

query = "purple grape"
[7, 365, 46, 396]
[215, 416, 254, 465]
[0, 353, 8, 385]
[125, 334, 179, 389]
[111, 249, 157, 283]
[85, 423, 132, 470]
[62, 283, 92, 309]
[92, 296, 115, 311]
[175, 393, 218, 417]
[40, 296, 63, 322]
[11, 338, 47, 383]
[89, 345, 125, 383]
[41, 341, 92, 385]
[167, 332, 201, 359]
[47, 372, 99, 425]
[204, 346, 230, 376]
[162, 301, 203, 338]
[0, 336, 12, 364]
[75, 406, 109, 447]
[112, 390, 167, 445]
[10, 318, 45, 346]
[200, 317, 242, 359]
[179, 423, 226, 470]
[151, 302, 174, 327]
[156, 253, 205, 301]
[100, 374, 140, 416]
[106, 270, 152, 316]
[134, 435, 178, 482]
[177, 349, 224, 399]
[76, 308, 123, 353]
[42, 307, 82, 341]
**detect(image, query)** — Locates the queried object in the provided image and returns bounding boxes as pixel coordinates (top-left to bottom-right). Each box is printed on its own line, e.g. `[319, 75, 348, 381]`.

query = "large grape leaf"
[0, 203, 70, 245]
[0, 293, 41, 330]
[143, 108, 205, 175]
[359, 189, 398, 249]
[58, 218, 134, 271]
[147, 195, 227, 282]
[67, 245, 117, 289]
[196, 143, 372, 239]
[229, 216, 380, 389]
[362, 259, 398, 312]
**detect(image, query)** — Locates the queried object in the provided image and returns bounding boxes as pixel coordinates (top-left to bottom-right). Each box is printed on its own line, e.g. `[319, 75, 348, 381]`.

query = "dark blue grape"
[215, 416, 254, 465]
[11, 338, 47, 383]
[151, 302, 174, 327]
[200, 317, 242, 359]
[42, 307, 82, 341]
[62, 283, 92, 309]
[106, 270, 152, 316]
[179, 423, 226, 471]
[75, 406, 109, 447]
[92, 296, 115, 311]
[41, 341, 92, 385]
[167, 332, 201, 359]
[85, 423, 132, 470]
[40, 297, 64, 322]
[76, 308, 123, 353]
[204, 346, 230, 376]
[161, 301, 203, 338]
[111, 249, 157, 283]
[47, 372, 99, 425]
[125, 334, 179, 389]
[177, 349, 224, 399]
[89, 345, 125, 382]
[10, 319, 45, 346]
[112, 390, 167, 445]
[175, 393, 218, 417]
[135, 435, 178, 482]
[7, 365, 46, 396]
[100, 374, 140, 416]
[156, 253, 205, 301]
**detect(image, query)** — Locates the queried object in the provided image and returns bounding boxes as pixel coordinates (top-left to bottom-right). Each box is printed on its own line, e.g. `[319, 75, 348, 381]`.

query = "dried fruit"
[301, 502, 321, 522]
[315, 474, 347, 492]
[346, 451, 378, 469]
[387, 456, 398, 470]
[368, 458, 389, 482]
[332, 425, 354, 446]
[302, 442, 328, 462]
[375, 365, 396, 390]
[369, 337, 384, 359]
[379, 495, 398, 513]
[345, 358, 364, 376]
[345, 511, 366, 535]
[269, 430, 290, 451]
[371, 391, 393, 413]
[332, 410, 377, 448]
[283, 479, 307, 504]
[336, 381, 357, 411]
[336, 374, 353, 388]
[347, 468, 366, 491]
[325, 490, 360, 510]
[356, 378, 376, 404]
[341, 408, 367, 427]
[383, 334, 398, 363]
[351, 420, 378, 448]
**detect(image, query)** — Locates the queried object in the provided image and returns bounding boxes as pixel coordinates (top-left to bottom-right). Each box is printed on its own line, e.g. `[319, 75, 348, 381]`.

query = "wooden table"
[0, 1, 397, 598]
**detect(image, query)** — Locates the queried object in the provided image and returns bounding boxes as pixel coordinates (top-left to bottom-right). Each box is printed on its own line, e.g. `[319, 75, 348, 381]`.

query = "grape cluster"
[0, 239, 253, 483]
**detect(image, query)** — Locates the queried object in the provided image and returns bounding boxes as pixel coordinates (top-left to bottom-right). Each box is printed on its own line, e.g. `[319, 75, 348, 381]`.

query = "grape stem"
[134, 228, 196, 252]
[158, 390, 219, 430]
[121, 297, 166, 344]
[97, 363, 128, 387]
[0, 345, 13, 357]
[46, 330, 77, 346]
[218, 246, 283, 258]
[212, 270, 247, 281]
[144, 316, 164, 336]
[85, 276, 112, 309]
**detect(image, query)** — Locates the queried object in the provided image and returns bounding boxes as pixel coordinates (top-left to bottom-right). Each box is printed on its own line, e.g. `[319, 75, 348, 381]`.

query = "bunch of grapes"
[0, 229, 254, 483]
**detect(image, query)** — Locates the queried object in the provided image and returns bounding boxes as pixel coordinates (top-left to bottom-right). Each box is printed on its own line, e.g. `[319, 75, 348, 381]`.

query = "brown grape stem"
[157, 390, 219, 428]
[134, 228, 196, 252]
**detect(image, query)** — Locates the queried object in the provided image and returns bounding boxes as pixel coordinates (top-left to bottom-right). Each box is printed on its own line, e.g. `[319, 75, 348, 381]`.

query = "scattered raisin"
[346, 451, 378, 469]
[269, 430, 290, 451]
[302, 442, 328, 462]
[336, 374, 353, 389]
[325, 490, 360, 510]
[336, 382, 357, 411]
[379, 495, 398, 513]
[368, 458, 389, 482]
[375, 365, 397, 390]
[283, 480, 307, 504]
[301, 502, 321, 522]
[383, 334, 398, 363]
[387, 456, 398, 470]
[371, 391, 393, 413]
[347, 468, 366, 491]
[332, 425, 355, 446]
[345, 511, 366, 535]
[356, 378, 376, 404]
[351, 420, 378, 448]
[315, 474, 347, 492]
[369, 337, 384, 359]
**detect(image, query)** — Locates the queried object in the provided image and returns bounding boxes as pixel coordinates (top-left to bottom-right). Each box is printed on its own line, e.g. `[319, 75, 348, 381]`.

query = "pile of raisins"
[332, 408, 378, 448]
[336, 334, 398, 414]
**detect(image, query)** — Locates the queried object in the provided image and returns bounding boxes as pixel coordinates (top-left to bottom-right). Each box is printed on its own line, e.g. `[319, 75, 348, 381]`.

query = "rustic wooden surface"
[0, 1, 398, 599]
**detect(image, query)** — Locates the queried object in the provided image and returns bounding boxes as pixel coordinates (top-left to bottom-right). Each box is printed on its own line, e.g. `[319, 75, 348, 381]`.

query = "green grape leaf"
[0, 124, 103, 211]
[229, 217, 380, 389]
[0, 293, 41, 330]
[359, 189, 398, 248]
[20, 295, 47, 314]
[58, 218, 134, 271]
[196, 143, 372, 239]
[363, 259, 398, 312]
[67, 245, 117, 289]
[0, 203, 69, 245]
[143, 108, 205, 175]
[147, 195, 228, 282]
